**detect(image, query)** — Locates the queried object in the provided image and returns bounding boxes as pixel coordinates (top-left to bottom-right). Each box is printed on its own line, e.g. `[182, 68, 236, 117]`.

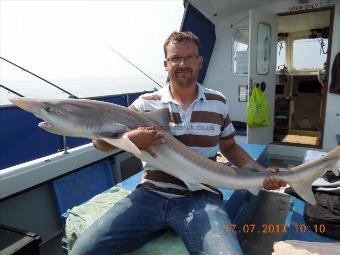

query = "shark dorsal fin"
[142, 108, 169, 130]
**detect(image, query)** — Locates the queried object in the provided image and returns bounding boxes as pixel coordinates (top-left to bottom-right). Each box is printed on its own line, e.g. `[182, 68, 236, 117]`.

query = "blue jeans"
[70, 187, 243, 255]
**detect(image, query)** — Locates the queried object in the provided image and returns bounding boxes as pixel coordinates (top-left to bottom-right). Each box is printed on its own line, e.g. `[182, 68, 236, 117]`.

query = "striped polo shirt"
[132, 83, 236, 198]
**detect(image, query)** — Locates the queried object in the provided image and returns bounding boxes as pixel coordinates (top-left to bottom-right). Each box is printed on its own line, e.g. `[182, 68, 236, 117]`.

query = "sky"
[0, 0, 184, 85]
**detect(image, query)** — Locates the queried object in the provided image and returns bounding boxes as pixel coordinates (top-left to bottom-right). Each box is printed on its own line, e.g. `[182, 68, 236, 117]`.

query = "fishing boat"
[1, 0, 339, 254]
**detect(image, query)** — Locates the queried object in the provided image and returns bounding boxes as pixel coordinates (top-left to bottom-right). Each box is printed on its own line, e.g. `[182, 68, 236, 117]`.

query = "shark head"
[10, 97, 129, 139]
[10, 97, 87, 137]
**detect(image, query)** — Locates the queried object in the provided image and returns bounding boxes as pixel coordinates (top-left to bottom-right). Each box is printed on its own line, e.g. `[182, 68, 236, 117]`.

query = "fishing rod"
[0, 56, 78, 98]
[0, 84, 24, 97]
[108, 47, 163, 89]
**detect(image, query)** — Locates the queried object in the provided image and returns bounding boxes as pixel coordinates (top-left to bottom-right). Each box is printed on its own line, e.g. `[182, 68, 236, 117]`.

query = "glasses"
[166, 55, 199, 64]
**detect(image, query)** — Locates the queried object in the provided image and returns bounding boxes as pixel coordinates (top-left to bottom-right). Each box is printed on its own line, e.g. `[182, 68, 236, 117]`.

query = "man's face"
[164, 41, 203, 88]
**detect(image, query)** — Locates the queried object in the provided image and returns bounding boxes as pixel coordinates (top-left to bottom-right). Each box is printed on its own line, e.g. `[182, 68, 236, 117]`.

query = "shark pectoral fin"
[101, 133, 141, 156]
[288, 182, 316, 205]
[247, 188, 261, 196]
[181, 177, 219, 194]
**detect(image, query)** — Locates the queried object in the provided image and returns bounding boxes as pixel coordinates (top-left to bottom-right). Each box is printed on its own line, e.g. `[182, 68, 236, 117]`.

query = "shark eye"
[45, 106, 52, 112]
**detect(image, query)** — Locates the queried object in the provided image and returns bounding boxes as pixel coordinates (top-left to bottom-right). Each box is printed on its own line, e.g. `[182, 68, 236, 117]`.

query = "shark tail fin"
[287, 153, 340, 205]
[287, 182, 316, 205]
[288, 159, 337, 205]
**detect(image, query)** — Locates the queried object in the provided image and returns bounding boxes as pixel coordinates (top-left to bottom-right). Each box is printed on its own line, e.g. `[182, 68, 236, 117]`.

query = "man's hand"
[127, 126, 165, 157]
[93, 139, 117, 152]
[93, 126, 165, 157]
[263, 167, 287, 190]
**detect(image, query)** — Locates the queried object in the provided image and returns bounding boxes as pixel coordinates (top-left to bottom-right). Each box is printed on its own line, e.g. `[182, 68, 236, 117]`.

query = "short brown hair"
[163, 31, 201, 58]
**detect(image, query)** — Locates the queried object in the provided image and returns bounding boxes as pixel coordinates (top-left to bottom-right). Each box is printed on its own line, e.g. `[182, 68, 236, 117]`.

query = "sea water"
[0, 76, 163, 105]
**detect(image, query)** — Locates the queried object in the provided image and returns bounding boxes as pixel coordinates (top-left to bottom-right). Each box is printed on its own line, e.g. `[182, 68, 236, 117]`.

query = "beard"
[170, 67, 198, 88]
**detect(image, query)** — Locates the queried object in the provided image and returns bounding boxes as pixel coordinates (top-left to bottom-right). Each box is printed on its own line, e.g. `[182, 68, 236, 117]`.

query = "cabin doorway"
[273, 8, 333, 148]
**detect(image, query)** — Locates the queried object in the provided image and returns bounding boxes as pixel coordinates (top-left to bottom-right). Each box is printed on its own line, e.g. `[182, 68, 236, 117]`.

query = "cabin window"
[292, 38, 328, 70]
[232, 28, 249, 76]
[256, 22, 271, 75]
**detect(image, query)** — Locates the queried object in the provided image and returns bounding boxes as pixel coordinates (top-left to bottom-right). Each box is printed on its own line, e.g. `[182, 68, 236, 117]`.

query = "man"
[71, 31, 286, 255]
